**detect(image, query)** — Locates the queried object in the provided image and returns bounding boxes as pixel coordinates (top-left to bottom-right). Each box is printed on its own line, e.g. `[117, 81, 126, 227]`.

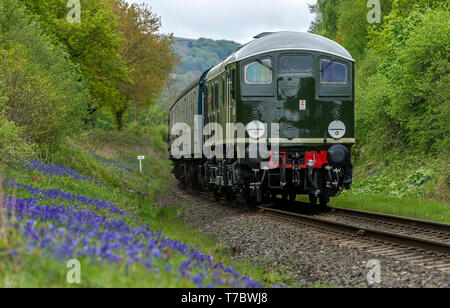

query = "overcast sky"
[127, 0, 317, 43]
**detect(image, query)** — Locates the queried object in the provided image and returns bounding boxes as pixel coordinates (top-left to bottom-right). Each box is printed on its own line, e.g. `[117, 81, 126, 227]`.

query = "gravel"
[155, 185, 450, 288]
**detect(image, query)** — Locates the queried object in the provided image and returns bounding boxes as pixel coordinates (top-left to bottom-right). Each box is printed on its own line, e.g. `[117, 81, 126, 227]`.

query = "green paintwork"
[170, 32, 355, 158]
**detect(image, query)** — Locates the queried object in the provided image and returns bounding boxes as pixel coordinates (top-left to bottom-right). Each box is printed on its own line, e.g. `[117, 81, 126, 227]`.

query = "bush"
[0, 0, 89, 147]
[365, 6, 450, 153]
[385, 9, 450, 152]
[356, 7, 450, 161]
[0, 97, 34, 165]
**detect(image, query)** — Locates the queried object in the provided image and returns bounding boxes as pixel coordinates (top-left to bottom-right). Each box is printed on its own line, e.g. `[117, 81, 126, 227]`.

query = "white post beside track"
[137, 156, 145, 174]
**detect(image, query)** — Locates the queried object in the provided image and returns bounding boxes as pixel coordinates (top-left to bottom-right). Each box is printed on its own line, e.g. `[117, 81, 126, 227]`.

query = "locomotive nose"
[327, 144, 350, 167]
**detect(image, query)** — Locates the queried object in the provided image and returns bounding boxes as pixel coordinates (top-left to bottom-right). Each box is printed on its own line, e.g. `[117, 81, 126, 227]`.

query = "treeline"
[310, 0, 449, 162]
[175, 37, 241, 73]
[171, 37, 240, 91]
[0, 0, 177, 164]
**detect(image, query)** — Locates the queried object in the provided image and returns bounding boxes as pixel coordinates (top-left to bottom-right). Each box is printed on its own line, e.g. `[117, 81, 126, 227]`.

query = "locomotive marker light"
[137, 156, 145, 174]
[328, 121, 346, 139]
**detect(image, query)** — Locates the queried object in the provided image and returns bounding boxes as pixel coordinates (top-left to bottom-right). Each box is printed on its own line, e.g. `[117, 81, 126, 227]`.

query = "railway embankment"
[0, 131, 280, 287]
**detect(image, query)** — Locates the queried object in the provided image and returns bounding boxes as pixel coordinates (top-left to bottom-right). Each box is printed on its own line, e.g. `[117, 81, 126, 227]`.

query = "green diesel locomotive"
[169, 31, 355, 206]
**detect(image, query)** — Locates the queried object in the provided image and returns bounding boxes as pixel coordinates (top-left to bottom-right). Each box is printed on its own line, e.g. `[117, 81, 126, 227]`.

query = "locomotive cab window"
[244, 59, 272, 84]
[320, 59, 347, 84]
[317, 57, 352, 98]
[280, 55, 313, 73]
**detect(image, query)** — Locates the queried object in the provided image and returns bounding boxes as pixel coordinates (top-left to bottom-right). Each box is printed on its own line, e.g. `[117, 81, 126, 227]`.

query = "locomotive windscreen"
[279, 55, 313, 73]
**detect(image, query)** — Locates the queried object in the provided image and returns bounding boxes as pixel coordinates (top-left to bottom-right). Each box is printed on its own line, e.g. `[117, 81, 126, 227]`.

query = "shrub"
[0, 0, 90, 147]
[366, 7, 450, 153]
[0, 101, 34, 166]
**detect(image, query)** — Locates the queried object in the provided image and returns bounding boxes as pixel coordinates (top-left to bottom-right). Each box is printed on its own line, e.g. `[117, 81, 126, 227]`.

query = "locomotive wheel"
[225, 188, 236, 202]
[289, 193, 297, 203]
[309, 194, 318, 204]
[213, 187, 221, 201]
[319, 192, 330, 208]
[238, 187, 253, 208]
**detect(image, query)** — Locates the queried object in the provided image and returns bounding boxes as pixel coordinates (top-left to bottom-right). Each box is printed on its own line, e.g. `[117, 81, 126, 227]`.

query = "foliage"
[123, 103, 169, 152]
[309, 0, 345, 39]
[19, 0, 129, 119]
[357, 4, 450, 156]
[17, 0, 177, 131]
[369, 6, 450, 152]
[351, 168, 433, 197]
[309, 0, 393, 59]
[311, 0, 450, 202]
[110, 0, 178, 129]
[173, 37, 240, 91]
[0, 0, 89, 149]
[0, 115, 34, 166]
[0, 89, 34, 166]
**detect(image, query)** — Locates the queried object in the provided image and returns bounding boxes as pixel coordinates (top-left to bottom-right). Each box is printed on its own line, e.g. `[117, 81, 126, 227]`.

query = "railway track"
[259, 204, 450, 273]
[179, 186, 450, 273]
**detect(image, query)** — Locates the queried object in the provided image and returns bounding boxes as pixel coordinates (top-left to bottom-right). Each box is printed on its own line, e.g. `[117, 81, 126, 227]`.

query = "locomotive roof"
[206, 31, 354, 80]
[235, 31, 353, 62]
[173, 32, 354, 107]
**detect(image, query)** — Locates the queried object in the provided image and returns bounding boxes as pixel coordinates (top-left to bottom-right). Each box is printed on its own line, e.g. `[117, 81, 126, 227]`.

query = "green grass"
[0, 131, 290, 288]
[297, 193, 449, 224]
[0, 248, 198, 288]
[331, 193, 450, 224]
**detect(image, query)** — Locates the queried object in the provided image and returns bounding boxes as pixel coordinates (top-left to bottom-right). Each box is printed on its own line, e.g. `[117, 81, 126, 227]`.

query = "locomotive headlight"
[247, 121, 266, 139]
[328, 121, 346, 139]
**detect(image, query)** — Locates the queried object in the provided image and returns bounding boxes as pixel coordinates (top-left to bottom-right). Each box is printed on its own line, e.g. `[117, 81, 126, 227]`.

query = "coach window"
[231, 69, 236, 100]
[216, 82, 219, 109]
[320, 59, 347, 84]
[212, 84, 215, 110]
[244, 58, 272, 84]
[221, 77, 225, 106]
[215, 84, 218, 110]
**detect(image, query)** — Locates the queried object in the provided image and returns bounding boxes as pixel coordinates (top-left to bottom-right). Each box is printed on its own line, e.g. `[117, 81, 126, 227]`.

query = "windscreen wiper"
[255, 58, 273, 71]
[321, 57, 336, 72]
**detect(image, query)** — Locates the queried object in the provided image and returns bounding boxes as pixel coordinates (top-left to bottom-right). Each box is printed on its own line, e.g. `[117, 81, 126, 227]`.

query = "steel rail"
[258, 206, 450, 255]
[329, 206, 450, 233]
[180, 186, 450, 255]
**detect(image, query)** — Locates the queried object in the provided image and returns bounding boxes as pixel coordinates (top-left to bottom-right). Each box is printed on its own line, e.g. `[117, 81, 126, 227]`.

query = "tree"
[0, 0, 89, 149]
[110, 0, 178, 129]
[309, 0, 392, 59]
[357, 1, 450, 157]
[19, 0, 129, 122]
[309, 0, 344, 39]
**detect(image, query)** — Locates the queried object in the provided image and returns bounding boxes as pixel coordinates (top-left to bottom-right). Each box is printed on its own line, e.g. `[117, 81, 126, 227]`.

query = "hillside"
[172, 37, 241, 92]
